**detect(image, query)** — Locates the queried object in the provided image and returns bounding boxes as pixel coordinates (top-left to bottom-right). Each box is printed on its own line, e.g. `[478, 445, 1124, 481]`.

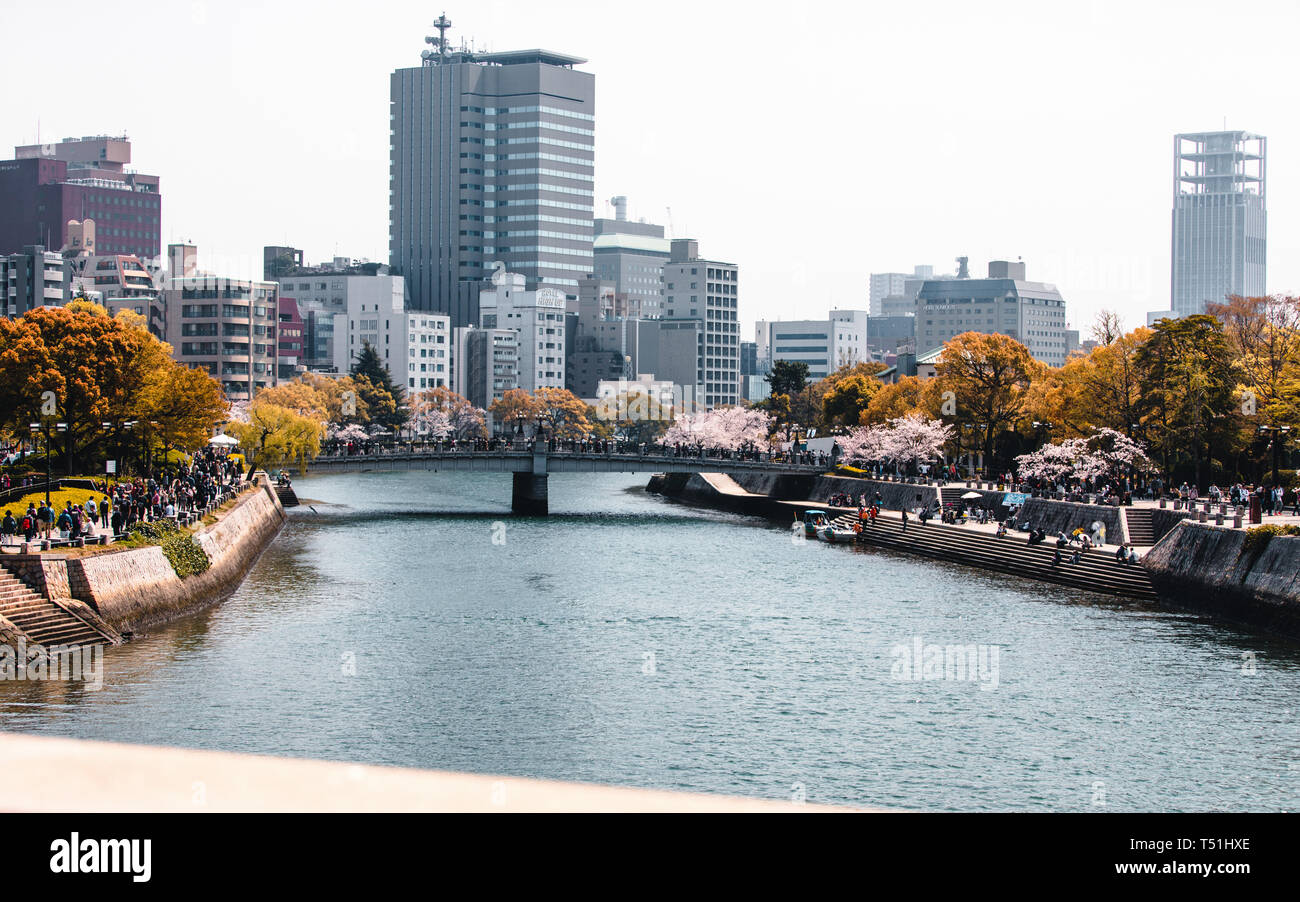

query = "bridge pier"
[511, 472, 548, 515]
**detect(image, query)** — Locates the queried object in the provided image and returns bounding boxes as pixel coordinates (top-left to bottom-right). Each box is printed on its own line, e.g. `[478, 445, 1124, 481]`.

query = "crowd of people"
[0, 448, 245, 547]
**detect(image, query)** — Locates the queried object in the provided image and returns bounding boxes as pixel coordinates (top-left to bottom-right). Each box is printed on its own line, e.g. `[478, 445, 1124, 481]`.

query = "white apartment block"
[755, 310, 870, 381]
[478, 272, 566, 392]
[331, 277, 450, 391]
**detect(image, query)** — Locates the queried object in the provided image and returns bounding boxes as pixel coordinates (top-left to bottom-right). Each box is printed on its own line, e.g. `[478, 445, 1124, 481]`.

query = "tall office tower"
[662, 239, 738, 408]
[1171, 131, 1266, 317]
[869, 272, 907, 316]
[389, 16, 595, 328]
[0, 135, 161, 260]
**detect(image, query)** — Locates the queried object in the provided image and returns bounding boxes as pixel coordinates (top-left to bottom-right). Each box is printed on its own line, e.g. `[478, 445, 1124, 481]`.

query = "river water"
[2, 471, 1298, 811]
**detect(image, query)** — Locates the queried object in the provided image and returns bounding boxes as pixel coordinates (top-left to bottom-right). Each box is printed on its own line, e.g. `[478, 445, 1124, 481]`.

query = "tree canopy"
[349, 342, 407, 431]
[0, 304, 228, 474]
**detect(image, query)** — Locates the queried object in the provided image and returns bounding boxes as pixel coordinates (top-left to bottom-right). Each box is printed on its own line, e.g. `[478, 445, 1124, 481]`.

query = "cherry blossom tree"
[663, 407, 773, 450]
[409, 386, 487, 440]
[885, 414, 954, 470]
[226, 401, 251, 424]
[1015, 428, 1154, 485]
[840, 423, 890, 466]
[1084, 427, 1154, 484]
[1014, 438, 1090, 484]
[328, 422, 369, 444]
[841, 414, 952, 471]
[408, 405, 452, 438]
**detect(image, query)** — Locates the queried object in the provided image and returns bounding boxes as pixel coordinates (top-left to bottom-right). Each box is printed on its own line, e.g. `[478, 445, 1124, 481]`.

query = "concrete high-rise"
[1171, 130, 1266, 317]
[593, 198, 668, 320]
[0, 135, 161, 260]
[478, 271, 567, 393]
[662, 239, 738, 408]
[162, 245, 280, 402]
[389, 17, 595, 328]
[915, 260, 1067, 367]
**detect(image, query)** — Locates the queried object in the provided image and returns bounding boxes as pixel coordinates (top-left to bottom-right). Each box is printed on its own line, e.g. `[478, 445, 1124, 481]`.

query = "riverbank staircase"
[0, 566, 121, 647]
[939, 487, 969, 506]
[1123, 509, 1158, 547]
[827, 510, 1158, 600]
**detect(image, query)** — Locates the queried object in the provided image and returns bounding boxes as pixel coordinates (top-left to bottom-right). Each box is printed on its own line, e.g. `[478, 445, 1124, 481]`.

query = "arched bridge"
[298, 444, 828, 514]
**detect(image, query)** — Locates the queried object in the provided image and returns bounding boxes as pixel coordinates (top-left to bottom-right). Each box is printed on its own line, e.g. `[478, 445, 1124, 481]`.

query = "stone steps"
[826, 511, 1158, 600]
[1124, 508, 1157, 546]
[0, 567, 120, 647]
[939, 487, 969, 505]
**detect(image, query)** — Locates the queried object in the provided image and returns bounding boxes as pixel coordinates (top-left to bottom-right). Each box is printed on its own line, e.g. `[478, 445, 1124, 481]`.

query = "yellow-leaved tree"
[226, 402, 322, 471]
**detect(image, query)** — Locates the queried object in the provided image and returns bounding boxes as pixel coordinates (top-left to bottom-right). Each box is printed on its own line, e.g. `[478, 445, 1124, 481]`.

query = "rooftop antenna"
[422, 13, 452, 65]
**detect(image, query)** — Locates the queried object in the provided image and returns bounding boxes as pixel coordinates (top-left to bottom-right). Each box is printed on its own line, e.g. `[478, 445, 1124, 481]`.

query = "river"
[2, 470, 1298, 811]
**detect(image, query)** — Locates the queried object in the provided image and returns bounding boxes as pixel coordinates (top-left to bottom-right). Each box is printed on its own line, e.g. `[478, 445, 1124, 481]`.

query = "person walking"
[37, 501, 53, 541]
[101, 496, 111, 529]
[1, 510, 15, 546]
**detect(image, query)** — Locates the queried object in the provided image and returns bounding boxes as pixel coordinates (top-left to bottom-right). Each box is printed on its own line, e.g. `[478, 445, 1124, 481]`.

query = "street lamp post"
[122, 420, 138, 476]
[28, 420, 67, 508]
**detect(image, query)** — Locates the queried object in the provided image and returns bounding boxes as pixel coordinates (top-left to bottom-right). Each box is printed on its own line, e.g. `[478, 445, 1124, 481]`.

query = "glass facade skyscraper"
[389, 28, 595, 329]
[1171, 131, 1266, 317]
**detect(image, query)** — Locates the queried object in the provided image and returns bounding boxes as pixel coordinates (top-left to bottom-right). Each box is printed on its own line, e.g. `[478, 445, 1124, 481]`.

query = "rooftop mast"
[422, 13, 453, 65]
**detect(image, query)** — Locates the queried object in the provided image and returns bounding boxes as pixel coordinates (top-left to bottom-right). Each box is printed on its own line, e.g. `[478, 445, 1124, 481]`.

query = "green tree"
[1134, 314, 1240, 487]
[765, 360, 809, 397]
[349, 342, 407, 432]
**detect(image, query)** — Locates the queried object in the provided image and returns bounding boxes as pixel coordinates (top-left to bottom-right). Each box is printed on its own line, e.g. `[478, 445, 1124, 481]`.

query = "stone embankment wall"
[9, 481, 286, 635]
[1143, 521, 1300, 638]
[649, 472, 985, 528]
[650, 471, 965, 513]
[1017, 498, 1126, 543]
[1149, 508, 1194, 542]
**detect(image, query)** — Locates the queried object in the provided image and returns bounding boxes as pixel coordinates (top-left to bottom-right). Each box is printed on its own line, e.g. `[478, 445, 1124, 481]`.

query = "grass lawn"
[1, 487, 114, 517]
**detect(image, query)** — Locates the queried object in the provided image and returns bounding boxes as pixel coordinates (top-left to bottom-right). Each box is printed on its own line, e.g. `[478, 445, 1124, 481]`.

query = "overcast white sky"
[5, 0, 1298, 336]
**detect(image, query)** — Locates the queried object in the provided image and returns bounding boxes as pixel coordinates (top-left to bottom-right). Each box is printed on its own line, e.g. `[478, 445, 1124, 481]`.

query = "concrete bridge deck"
[298, 447, 825, 514]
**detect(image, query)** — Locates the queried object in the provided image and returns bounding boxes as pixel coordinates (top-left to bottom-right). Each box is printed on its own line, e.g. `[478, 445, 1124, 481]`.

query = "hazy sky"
[6, 0, 1298, 337]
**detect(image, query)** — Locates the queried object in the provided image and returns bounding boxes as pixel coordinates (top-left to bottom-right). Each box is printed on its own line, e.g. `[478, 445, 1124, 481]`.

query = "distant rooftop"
[474, 48, 586, 67]
[594, 233, 671, 255]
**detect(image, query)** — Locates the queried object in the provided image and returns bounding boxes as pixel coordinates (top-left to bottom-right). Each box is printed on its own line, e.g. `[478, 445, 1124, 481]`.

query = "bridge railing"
[310, 439, 829, 470]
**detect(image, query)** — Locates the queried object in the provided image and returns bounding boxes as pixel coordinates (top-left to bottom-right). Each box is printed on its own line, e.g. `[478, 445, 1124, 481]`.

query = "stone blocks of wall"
[1143, 521, 1300, 638]
[1018, 498, 1125, 544]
